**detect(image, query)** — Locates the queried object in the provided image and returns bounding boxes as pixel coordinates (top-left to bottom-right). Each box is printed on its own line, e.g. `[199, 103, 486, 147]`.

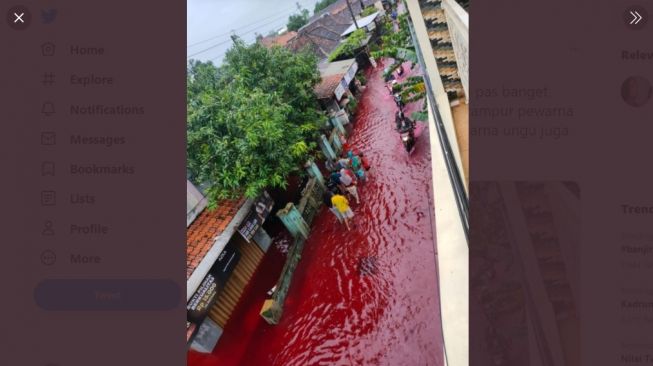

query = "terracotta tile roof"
[315, 74, 345, 99]
[186, 197, 246, 279]
[260, 31, 297, 48]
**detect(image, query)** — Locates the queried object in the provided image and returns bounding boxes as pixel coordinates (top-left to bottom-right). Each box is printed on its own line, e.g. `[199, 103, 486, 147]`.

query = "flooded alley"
[189, 62, 445, 366]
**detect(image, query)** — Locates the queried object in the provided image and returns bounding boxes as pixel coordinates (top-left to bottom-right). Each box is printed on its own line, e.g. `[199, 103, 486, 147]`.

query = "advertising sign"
[238, 191, 274, 242]
[186, 242, 240, 341]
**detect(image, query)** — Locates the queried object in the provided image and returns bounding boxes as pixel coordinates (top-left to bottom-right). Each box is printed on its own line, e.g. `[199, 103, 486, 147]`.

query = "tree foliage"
[360, 6, 378, 17]
[393, 76, 426, 103]
[372, 14, 427, 114]
[373, 15, 417, 80]
[328, 28, 367, 61]
[187, 39, 324, 204]
[314, 0, 338, 14]
[371, 14, 413, 61]
[287, 7, 310, 31]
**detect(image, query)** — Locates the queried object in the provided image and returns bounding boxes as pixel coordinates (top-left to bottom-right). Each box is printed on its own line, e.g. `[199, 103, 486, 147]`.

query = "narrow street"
[196, 62, 445, 366]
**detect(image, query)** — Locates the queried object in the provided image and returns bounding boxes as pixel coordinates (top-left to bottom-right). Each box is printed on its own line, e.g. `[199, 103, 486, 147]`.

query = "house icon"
[41, 42, 55, 56]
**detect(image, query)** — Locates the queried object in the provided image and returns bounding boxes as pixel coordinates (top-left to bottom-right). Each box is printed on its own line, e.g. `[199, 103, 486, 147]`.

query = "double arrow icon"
[630, 10, 643, 25]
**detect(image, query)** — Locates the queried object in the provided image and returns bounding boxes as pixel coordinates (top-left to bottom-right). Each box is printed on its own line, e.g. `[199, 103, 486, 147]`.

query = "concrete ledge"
[427, 101, 469, 366]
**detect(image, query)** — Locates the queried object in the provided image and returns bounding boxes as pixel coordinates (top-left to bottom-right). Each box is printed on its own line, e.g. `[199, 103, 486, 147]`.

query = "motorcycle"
[393, 93, 405, 110]
[399, 127, 416, 153]
[397, 64, 405, 77]
[396, 115, 416, 153]
[383, 67, 395, 82]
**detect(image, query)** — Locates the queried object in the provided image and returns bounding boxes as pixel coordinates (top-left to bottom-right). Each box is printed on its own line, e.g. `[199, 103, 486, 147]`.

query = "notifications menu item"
[0, 2, 186, 365]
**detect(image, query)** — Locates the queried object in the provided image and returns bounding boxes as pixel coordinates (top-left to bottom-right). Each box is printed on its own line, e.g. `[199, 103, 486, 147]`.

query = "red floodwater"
[192, 62, 444, 366]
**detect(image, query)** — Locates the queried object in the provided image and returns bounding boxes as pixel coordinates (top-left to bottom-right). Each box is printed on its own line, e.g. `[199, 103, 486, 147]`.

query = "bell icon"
[41, 102, 55, 116]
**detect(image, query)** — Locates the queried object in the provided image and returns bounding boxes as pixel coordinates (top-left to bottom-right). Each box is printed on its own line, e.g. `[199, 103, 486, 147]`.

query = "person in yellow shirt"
[331, 192, 354, 231]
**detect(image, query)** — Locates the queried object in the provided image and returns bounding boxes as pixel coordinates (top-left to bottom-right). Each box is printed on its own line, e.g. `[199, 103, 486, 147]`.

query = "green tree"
[328, 28, 367, 61]
[371, 14, 416, 71]
[314, 0, 338, 14]
[187, 38, 325, 204]
[360, 6, 378, 17]
[287, 3, 310, 31]
[220, 38, 324, 139]
[371, 14, 427, 117]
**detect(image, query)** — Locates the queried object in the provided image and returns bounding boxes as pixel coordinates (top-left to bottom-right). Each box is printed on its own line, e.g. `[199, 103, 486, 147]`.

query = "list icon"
[40, 190, 57, 206]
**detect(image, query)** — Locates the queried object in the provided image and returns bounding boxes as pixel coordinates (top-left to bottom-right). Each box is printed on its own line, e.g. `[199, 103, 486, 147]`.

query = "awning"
[341, 12, 380, 37]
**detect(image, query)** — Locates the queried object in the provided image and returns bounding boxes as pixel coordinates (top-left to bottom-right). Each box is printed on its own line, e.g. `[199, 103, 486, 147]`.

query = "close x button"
[34, 279, 181, 311]
[6, 5, 31, 30]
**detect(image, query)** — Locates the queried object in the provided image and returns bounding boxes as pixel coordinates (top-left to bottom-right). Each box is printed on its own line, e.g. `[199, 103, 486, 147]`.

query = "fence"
[259, 96, 350, 324]
[260, 165, 326, 324]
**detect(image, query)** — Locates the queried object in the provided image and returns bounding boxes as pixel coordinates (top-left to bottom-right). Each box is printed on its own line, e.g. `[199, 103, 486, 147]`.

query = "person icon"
[42, 220, 55, 236]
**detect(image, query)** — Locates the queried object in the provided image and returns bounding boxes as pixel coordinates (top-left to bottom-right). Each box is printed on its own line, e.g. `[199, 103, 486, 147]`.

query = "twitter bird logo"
[41, 8, 57, 24]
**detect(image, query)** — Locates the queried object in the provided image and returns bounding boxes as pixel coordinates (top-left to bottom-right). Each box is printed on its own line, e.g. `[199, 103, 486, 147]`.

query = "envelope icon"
[41, 132, 56, 146]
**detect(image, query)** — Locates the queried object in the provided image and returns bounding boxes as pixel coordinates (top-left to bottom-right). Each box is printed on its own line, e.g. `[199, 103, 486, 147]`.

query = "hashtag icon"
[41, 72, 56, 86]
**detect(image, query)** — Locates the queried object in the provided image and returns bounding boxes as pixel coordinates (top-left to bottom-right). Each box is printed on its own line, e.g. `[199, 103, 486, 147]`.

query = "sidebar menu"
[1, 2, 186, 365]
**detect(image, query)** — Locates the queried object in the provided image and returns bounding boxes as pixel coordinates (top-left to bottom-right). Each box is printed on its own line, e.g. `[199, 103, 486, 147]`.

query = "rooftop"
[186, 197, 246, 279]
[315, 74, 345, 99]
[314, 58, 356, 99]
[259, 31, 297, 48]
[308, 0, 376, 24]
[341, 11, 380, 36]
[319, 58, 356, 76]
[288, 0, 376, 60]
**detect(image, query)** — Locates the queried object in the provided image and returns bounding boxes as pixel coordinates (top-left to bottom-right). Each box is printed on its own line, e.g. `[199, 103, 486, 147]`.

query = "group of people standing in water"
[323, 149, 371, 231]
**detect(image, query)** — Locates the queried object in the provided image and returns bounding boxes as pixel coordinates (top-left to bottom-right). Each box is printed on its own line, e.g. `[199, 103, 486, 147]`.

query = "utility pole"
[345, 0, 359, 29]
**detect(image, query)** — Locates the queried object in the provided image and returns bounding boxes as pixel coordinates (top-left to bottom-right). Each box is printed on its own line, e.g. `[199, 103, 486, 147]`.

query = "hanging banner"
[187, 242, 240, 330]
[344, 61, 358, 85]
[335, 83, 346, 101]
[336, 61, 358, 101]
[238, 191, 274, 242]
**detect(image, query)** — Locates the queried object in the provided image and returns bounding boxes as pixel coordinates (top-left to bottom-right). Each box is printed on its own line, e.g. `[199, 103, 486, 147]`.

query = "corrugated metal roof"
[319, 58, 356, 76]
[341, 11, 380, 36]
